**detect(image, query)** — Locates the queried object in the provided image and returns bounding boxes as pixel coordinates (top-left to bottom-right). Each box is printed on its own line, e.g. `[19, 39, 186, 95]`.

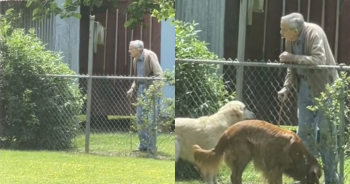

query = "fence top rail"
[175, 59, 350, 70]
[37, 74, 166, 80]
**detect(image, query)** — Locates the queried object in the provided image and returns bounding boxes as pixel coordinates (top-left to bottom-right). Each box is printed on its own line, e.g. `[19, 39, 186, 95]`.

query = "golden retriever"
[193, 120, 322, 184]
[175, 100, 255, 182]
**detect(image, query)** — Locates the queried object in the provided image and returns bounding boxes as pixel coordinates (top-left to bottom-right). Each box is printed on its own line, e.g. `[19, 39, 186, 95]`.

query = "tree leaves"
[23, 0, 174, 28]
[0, 21, 85, 150]
[175, 20, 235, 118]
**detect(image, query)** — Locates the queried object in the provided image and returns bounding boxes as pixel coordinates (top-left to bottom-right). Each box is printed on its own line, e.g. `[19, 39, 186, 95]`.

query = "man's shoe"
[133, 148, 148, 152]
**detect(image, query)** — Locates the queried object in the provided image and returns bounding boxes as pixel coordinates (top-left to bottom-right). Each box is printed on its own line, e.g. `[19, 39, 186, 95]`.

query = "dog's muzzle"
[244, 108, 256, 119]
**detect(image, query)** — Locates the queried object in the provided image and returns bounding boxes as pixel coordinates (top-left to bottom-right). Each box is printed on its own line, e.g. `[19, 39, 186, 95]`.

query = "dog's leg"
[202, 171, 214, 184]
[229, 156, 251, 184]
[298, 178, 308, 184]
[213, 173, 219, 184]
[207, 172, 215, 184]
[201, 170, 221, 184]
[226, 146, 251, 184]
[207, 171, 220, 184]
[198, 167, 213, 184]
[175, 138, 180, 163]
[265, 171, 283, 184]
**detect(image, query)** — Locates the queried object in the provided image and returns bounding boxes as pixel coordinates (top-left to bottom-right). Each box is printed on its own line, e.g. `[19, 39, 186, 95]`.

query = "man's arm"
[130, 59, 136, 90]
[130, 80, 136, 90]
[149, 53, 163, 76]
[281, 41, 295, 92]
[294, 32, 326, 65]
[283, 68, 294, 91]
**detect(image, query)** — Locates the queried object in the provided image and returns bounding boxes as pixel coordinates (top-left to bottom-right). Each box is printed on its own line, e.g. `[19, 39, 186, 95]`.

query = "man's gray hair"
[129, 40, 144, 51]
[281, 12, 305, 31]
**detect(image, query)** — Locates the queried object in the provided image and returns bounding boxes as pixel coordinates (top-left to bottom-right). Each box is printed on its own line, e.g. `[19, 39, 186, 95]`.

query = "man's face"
[129, 45, 140, 58]
[280, 21, 299, 41]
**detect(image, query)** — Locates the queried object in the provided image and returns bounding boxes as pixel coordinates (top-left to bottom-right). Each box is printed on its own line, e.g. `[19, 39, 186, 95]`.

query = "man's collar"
[296, 24, 306, 43]
[138, 50, 145, 60]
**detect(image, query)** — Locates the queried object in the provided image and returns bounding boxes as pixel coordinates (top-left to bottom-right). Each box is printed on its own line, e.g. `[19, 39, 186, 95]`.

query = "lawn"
[0, 133, 175, 184]
[0, 150, 174, 184]
[73, 132, 175, 159]
[1, 125, 350, 184]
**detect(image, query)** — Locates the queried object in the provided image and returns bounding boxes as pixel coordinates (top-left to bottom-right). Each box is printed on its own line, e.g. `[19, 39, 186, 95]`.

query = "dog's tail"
[192, 131, 228, 171]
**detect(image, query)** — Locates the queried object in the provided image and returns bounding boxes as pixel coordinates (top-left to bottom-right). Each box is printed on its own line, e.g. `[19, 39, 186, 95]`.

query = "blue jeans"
[136, 84, 159, 152]
[297, 77, 339, 183]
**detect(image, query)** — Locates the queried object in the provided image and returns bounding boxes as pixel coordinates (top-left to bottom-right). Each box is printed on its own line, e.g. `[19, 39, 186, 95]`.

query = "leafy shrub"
[175, 20, 235, 118]
[0, 18, 84, 150]
[131, 69, 175, 154]
[308, 71, 350, 154]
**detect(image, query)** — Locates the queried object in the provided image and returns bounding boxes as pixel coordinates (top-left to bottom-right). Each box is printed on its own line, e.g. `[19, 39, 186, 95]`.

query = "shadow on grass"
[73, 132, 175, 160]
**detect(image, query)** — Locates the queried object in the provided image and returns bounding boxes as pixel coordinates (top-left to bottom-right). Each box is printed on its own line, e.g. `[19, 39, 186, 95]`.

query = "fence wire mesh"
[0, 75, 175, 160]
[175, 59, 350, 184]
[80, 76, 175, 159]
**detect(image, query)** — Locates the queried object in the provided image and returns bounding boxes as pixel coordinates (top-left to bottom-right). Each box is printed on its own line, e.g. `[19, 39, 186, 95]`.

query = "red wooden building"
[79, 1, 162, 117]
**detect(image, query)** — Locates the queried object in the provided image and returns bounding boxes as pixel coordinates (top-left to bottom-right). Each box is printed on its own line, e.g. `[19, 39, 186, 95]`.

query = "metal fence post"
[236, 0, 248, 101]
[151, 78, 158, 156]
[338, 64, 346, 184]
[85, 15, 95, 153]
[236, 67, 244, 101]
[0, 14, 3, 139]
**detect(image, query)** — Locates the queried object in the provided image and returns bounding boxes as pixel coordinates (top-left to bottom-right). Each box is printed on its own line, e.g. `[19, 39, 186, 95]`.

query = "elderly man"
[277, 13, 339, 184]
[127, 40, 163, 152]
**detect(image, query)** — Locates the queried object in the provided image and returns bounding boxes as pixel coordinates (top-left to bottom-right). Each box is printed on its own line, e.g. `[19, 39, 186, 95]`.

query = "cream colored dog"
[175, 100, 255, 182]
[175, 135, 180, 162]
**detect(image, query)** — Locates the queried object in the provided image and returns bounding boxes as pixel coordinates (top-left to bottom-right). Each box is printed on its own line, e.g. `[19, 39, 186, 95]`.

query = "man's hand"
[279, 51, 296, 63]
[277, 87, 288, 102]
[126, 88, 133, 98]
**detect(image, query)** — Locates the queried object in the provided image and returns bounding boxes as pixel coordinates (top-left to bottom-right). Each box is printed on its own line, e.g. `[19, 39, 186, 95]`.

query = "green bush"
[0, 18, 85, 150]
[131, 69, 175, 133]
[175, 20, 235, 118]
[308, 71, 350, 154]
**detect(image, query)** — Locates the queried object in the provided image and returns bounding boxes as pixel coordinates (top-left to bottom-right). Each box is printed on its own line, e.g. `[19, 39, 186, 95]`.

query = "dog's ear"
[283, 135, 296, 152]
[308, 164, 322, 184]
[312, 164, 322, 179]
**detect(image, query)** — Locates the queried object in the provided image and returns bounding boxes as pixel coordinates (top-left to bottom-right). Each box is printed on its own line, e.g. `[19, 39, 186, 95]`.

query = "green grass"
[73, 132, 175, 159]
[0, 133, 175, 184]
[1, 125, 349, 184]
[176, 160, 350, 184]
[0, 150, 174, 184]
[79, 115, 135, 122]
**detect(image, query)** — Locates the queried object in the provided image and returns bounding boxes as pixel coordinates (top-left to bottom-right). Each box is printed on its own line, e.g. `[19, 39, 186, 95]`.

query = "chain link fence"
[175, 59, 350, 184]
[0, 74, 175, 160]
[79, 75, 175, 159]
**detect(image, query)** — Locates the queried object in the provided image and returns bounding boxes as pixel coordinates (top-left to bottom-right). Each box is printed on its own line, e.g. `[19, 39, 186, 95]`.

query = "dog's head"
[217, 100, 256, 122]
[283, 135, 322, 184]
[306, 163, 322, 184]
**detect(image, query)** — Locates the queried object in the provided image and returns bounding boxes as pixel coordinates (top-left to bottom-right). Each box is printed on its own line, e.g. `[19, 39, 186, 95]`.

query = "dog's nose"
[245, 109, 256, 119]
[251, 112, 256, 119]
[250, 111, 256, 119]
